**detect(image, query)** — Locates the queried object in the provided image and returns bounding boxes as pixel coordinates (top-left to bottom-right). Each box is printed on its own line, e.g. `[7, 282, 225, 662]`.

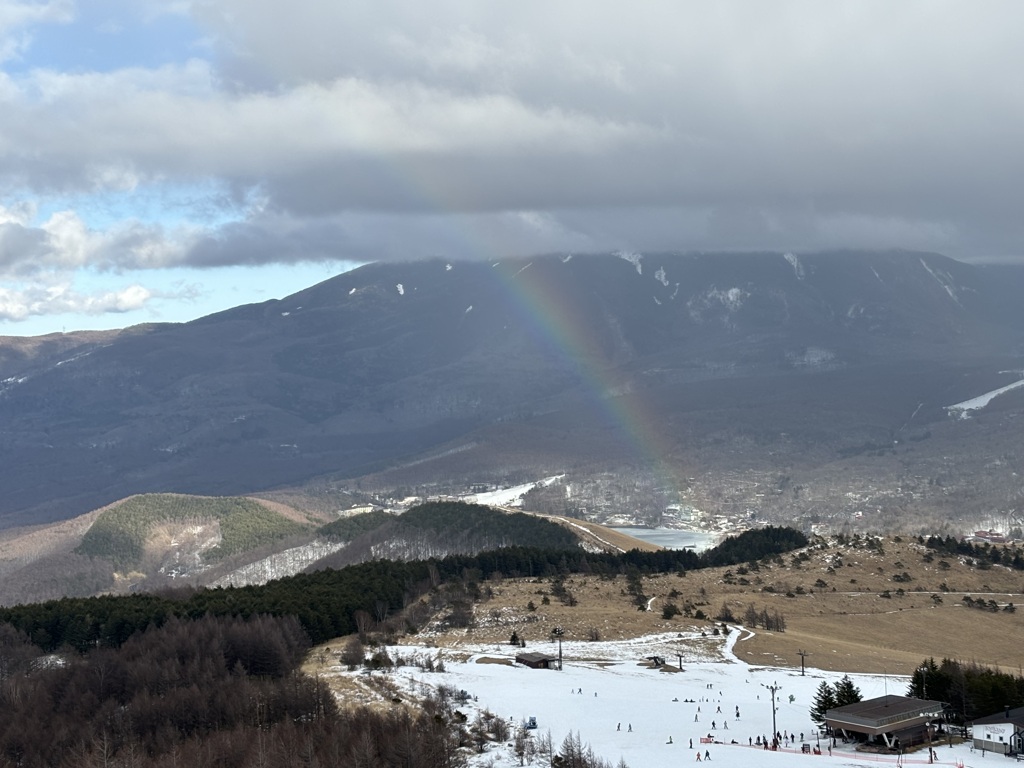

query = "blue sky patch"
[6, 2, 203, 74]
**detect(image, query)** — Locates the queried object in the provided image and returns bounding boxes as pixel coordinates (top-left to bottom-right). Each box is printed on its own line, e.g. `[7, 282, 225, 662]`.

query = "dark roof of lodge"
[825, 696, 944, 735]
[515, 652, 558, 664]
[973, 706, 1024, 727]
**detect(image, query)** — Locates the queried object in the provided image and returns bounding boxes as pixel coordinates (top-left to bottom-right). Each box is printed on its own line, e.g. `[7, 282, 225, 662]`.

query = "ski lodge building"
[515, 652, 559, 669]
[824, 695, 946, 749]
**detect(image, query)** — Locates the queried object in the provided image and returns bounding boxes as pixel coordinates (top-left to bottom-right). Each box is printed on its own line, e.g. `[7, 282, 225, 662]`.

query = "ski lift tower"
[551, 627, 564, 670]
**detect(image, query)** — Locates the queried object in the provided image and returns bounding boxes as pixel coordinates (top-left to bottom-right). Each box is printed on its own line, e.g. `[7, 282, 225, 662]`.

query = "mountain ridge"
[1, 250, 1023, 533]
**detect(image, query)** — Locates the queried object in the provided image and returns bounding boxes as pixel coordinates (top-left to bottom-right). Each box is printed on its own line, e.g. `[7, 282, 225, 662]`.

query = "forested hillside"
[76, 494, 309, 570]
[0, 500, 584, 607]
[312, 501, 579, 570]
[0, 614, 472, 768]
[317, 509, 393, 541]
[1, 526, 805, 650]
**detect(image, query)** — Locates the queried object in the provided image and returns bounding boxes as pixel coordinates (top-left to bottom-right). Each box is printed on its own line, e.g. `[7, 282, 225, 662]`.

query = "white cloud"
[0, 204, 207, 274]
[0, 0, 72, 26]
[1, 65, 659, 186]
[0, 281, 152, 321]
[5, 4, 1022, 227]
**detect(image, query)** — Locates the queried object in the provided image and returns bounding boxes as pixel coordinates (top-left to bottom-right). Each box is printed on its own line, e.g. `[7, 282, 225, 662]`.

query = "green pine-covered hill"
[394, 501, 578, 548]
[311, 501, 579, 571]
[317, 509, 393, 542]
[76, 494, 309, 571]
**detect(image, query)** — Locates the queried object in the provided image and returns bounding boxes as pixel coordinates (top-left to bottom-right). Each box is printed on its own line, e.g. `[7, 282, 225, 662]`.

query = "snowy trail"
[560, 519, 625, 553]
[734, 626, 756, 642]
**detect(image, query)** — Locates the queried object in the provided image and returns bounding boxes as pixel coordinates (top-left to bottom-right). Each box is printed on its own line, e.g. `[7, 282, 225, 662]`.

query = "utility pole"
[763, 681, 782, 746]
[797, 649, 810, 676]
[918, 665, 928, 699]
[552, 627, 564, 670]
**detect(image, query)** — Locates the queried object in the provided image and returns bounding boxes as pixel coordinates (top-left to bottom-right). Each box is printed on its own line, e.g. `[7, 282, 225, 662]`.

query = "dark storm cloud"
[4, 0, 1024, 281]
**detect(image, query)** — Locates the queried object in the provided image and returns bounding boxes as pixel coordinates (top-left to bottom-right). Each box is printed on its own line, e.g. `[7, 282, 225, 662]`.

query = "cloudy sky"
[1, 1, 1022, 335]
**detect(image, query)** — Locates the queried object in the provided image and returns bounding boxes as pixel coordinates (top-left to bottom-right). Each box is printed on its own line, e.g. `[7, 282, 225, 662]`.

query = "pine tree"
[810, 681, 837, 725]
[834, 674, 863, 707]
[907, 658, 940, 699]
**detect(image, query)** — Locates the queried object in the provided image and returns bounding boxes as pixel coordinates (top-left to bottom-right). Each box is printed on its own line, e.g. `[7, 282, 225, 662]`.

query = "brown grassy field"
[341, 535, 1024, 677]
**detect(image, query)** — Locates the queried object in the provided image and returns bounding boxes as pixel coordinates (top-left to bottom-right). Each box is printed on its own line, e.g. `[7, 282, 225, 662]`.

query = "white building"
[972, 706, 1024, 756]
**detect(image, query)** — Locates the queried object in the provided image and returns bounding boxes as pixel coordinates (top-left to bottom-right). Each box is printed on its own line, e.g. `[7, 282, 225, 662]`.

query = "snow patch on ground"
[655, 267, 669, 286]
[54, 349, 99, 367]
[919, 259, 960, 304]
[946, 377, 1024, 418]
[211, 539, 347, 587]
[464, 475, 565, 507]
[716, 288, 747, 311]
[786, 347, 836, 369]
[616, 251, 643, 275]
[688, 287, 749, 322]
[0, 375, 29, 393]
[396, 284, 405, 295]
[783, 252, 804, 280]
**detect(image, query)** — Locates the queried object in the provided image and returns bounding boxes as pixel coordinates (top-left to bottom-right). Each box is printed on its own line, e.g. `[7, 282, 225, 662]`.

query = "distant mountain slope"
[75, 493, 310, 571]
[0, 493, 324, 605]
[0, 327, 150, 380]
[1, 251, 1023, 530]
[0, 497, 590, 605]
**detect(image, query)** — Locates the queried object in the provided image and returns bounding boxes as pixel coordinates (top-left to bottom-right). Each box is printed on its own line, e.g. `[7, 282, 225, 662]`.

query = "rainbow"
[364, 152, 692, 507]
[486, 254, 688, 508]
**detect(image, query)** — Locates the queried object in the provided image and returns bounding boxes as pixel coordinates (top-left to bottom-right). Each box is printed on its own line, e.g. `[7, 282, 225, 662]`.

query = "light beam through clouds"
[1, 0, 1023, 334]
